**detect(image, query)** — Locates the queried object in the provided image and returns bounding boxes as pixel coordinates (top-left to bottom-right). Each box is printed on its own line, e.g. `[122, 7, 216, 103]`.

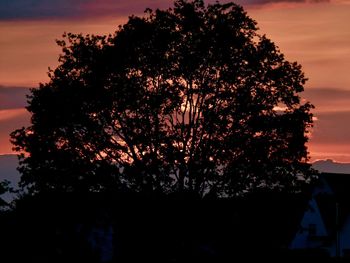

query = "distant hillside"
[0, 154, 20, 184]
[313, 159, 350, 174]
[1, 156, 350, 184]
[0, 154, 20, 202]
[1, 155, 350, 201]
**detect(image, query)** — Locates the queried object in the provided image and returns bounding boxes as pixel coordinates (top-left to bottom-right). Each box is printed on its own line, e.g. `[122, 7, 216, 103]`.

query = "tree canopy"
[11, 0, 314, 197]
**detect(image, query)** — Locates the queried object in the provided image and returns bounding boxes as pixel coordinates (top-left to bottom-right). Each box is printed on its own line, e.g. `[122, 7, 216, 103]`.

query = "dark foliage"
[11, 0, 314, 196]
[0, 180, 11, 209]
[0, 191, 314, 263]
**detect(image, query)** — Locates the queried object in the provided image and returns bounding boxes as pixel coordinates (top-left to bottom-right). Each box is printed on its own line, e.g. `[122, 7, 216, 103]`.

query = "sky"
[0, 0, 350, 162]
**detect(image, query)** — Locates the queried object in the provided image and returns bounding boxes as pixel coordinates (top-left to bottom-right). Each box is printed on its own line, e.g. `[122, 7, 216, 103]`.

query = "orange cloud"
[249, 2, 350, 90]
[0, 86, 29, 110]
[0, 108, 26, 122]
[0, 18, 126, 87]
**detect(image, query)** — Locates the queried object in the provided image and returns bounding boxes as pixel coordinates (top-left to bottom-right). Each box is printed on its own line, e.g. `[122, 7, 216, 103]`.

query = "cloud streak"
[0, 0, 333, 21]
[311, 111, 350, 145]
[0, 0, 88, 20]
[0, 108, 29, 154]
[303, 88, 350, 101]
[0, 86, 29, 110]
[308, 109, 350, 162]
[302, 88, 350, 113]
[237, 0, 329, 5]
[0, 0, 175, 20]
[0, 86, 30, 154]
[297, 87, 350, 162]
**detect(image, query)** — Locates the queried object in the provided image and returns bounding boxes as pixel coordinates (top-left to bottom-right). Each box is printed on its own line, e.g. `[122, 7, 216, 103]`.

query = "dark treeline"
[0, 190, 332, 263]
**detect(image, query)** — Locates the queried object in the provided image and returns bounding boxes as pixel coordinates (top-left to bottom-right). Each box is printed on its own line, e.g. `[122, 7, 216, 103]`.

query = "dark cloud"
[0, 0, 171, 20]
[302, 87, 350, 112]
[0, 0, 92, 20]
[312, 111, 350, 145]
[237, 0, 302, 4]
[303, 87, 350, 101]
[0, 86, 30, 110]
[302, 88, 350, 147]
[236, 0, 329, 5]
[0, 154, 20, 198]
[0, 0, 330, 20]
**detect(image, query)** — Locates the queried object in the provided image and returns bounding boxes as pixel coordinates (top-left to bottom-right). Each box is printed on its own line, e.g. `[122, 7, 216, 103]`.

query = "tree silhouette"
[11, 0, 314, 197]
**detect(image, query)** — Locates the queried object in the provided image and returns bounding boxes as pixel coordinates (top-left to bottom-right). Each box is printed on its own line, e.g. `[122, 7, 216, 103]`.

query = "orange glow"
[0, 17, 127, 87]
[0, 108, 26, 121]
[248, 2, 350, 90]
[0, 108, 29, 154]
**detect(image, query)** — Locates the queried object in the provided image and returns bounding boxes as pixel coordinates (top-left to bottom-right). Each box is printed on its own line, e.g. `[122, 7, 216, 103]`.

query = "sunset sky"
[0, 0, 350, 162]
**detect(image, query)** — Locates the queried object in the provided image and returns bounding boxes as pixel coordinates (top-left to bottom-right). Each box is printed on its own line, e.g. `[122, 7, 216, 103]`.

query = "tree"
[11, 0, 314, 197]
